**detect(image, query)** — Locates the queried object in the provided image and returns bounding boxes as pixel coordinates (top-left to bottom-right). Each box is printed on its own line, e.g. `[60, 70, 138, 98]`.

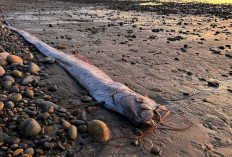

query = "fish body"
[6, 25, 159, 124]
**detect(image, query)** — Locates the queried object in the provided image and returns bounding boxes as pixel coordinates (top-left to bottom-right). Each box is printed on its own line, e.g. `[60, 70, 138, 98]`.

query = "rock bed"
[0, 19, 111, 157]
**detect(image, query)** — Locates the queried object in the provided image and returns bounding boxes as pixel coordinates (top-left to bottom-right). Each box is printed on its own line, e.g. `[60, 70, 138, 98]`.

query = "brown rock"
[68, 125, 78, 140]
[23, 53, 34, 60]
[88, 120, 110, 142]
[0, 58, 7, 66]
[0, 66, 5, 77]
[0, 101, 4, 110]
[0, 52, 9, 59]
[7, 55, 23, 64]
[12, 70, 23, 77]
[19, 118, 41, 136]
[57, 44, 68, 50]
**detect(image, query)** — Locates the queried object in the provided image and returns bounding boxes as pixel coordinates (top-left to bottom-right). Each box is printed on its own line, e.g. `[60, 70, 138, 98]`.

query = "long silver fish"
[6, 25, 159, 125]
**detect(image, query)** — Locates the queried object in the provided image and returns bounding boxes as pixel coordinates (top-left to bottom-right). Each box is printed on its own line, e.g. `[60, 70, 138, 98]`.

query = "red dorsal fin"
[144, 93, 149, 98]
[75, 55, 92, 65]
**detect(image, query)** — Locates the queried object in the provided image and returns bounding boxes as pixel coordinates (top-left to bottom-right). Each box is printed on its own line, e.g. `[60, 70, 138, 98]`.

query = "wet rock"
[151, 146, 162, 155]
[10, 144, 18, 150]
[43, 142, 54, 150]
[5, 136, 21, 145]
[7, 55, 23, 64]
[28, 63, 40, 75]
[38, 112, 50, 120]
[35, 99, 58, 110]
[0, 66, 5, 77]
[0, 101, 4, 110]
[86, 106, 98, 113]
[0, 58, 7, 66]
[25, 88, 34, 98]
[22, 76, 39, 86]
[3, 75, 15, 83]
[11, 70, 22, 77]
[0, 52, 9, 59]
[81, 95, 92, 103]
[19, 118, 41, 136]
[0, 46, 5, 52]
[208, 80, 219, 88]
[35, 148, 44, 155]
[47, 85, 57, 92]
[23, 53, 34, 60]
[57, 44, 68, 49]
[77, 111, 87, 121]
[24, 148, 34, 156]
[71, 109, 82, 116]
[9, 93, 22, 102]
[13, 148, 24, 156]
[61, 120, 71, 130]
[5, 101, 15, 108]
[78, 125, 87, 133]
[68, 125, 78, 140]
[88, 120, 111, 142]
[70, 120, 85, 126]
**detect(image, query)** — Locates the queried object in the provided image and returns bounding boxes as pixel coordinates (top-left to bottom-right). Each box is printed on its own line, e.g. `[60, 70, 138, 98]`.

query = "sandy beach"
[0, 0, 231, 156]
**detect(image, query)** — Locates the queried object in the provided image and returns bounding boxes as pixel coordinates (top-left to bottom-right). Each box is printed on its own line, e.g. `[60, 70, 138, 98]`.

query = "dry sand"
[0, 0, 232, 156]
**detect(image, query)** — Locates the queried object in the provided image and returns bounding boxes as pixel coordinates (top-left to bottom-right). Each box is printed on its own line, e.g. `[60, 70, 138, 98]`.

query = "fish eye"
[135, 97, 144, 103]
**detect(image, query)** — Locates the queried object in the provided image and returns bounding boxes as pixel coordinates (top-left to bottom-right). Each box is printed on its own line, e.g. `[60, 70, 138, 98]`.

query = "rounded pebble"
[7, 55, 23, 64]
[81, 95, 93, 103]
[88, 120, 110, 142]
[24, 148, 34, 155]
[13, 148, 24, 156]
[151, 146, 162, 155]
[19, 118, 41, 136]
[28, 63, 40, 75]
[61, 120, 71, 130]
[12, 70, 23, 77]
[10, 94, 22, 102]
[68, 125, 78, 140]
[0, 66, 5, 77]
[0, 101, 4, 110]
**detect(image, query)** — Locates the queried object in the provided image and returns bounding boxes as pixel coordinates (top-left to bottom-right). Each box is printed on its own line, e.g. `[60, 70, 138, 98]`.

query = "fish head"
[122, 94, 159, 125]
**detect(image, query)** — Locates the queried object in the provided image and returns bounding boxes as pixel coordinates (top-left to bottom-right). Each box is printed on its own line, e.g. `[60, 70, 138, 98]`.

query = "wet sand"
[0, 0, 232, 156]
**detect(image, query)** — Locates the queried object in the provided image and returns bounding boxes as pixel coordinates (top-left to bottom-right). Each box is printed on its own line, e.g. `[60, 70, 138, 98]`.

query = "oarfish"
[6, 25, 159, 125]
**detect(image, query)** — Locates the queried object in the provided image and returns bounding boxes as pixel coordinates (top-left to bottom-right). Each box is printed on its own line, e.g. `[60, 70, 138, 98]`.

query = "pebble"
[0, 101, 4, 110]
[70, 120, 85, 126]
[68, 125, 78, 140]
[13, 148, 24, 156]
[86, 107, 98, 113]
[57, 44, 68, 49]
[5, 101, 15, 108]
[23, 52, 34, 60]
[10, 144, 19, 150]
[3, 75, 15, 83]
[19, 118, 41, 136]
[0, 52, 9, 59]
[208, 80, 219, 88]
[1, 80, 12, 88]
[0, 46, 5, 52]
[35, 149, 44, 155]
[7, 55, 23, 64]
[81, 95, 93, 103]
[12, 70, 23, 77]
[5, 136, 21, 145]
[78, 125, 87, 132]
[71, 109, 82, 116]
[38, 112, 50, 120]
[43, 142, 54, 150]
[22, 76, 39, 86]
[0, 66, 5, 77]
[24, 148, 34, 156]
[0, 58, 8, 66]
[151, 146, 162, 155]
[88, 120, 111, 142]
[77, 111, 87, 121]
[61, 120, 71, 130]
[9, 93, 22, 102]
[47, 85, 57, 92]
[25, 88, 34, 98]
[28, 62, 40, 75]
